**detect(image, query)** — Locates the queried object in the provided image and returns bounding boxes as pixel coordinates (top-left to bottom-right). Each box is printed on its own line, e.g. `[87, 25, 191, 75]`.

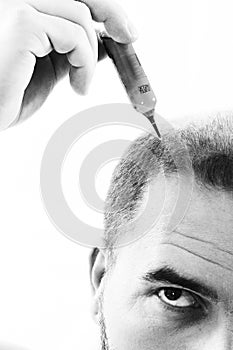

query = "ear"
[89, 248, 106, 321]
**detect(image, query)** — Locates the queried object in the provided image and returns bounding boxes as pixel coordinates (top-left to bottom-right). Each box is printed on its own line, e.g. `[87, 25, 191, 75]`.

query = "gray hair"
[103, 115, 233, 252]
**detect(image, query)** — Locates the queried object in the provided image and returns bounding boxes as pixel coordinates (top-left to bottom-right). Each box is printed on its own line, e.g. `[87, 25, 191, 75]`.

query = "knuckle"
[57, 41, 72, 54]
[16, 33, 37, 54]
[75, 24, 86, 37]
[11, 5, 34, 28]
[2, 5, 39, 52]
[76, 2, 92, 19]
[71, 23, 86, 43]
[57, 25, 82, 53]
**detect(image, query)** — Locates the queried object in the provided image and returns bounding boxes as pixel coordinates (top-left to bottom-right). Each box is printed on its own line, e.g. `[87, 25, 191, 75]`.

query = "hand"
[0, 0, 137, 129]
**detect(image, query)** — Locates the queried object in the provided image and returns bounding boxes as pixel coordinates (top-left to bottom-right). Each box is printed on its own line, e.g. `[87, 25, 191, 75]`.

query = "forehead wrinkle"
[161, 242, 233, 273]
[173, 230, 233, 258]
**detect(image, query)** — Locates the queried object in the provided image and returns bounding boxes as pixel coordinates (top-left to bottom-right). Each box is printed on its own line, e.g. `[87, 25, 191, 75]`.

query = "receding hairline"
[102, 114, 233, 252]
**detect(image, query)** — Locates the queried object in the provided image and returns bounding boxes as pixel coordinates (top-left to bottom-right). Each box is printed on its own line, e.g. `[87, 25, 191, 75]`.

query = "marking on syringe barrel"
[138, 84, 151, 94]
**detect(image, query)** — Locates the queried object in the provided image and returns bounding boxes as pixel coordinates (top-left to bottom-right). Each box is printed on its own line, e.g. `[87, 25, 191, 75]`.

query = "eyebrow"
[143, 266, 219, 302]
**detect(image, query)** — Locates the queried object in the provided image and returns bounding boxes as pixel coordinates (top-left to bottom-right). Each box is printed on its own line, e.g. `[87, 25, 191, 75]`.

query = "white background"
[1, 0, 233, 349]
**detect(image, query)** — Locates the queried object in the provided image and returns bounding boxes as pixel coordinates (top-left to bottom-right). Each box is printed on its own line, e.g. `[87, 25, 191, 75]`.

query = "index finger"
[76, 0, 138, 43]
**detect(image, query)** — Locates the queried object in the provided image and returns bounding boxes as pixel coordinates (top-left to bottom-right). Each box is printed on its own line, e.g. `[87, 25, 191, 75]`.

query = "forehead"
[176, 184, 233, 245]
[115, 179, 233, 301]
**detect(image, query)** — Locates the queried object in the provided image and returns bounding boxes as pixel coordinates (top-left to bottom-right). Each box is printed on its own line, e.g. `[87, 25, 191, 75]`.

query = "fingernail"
[127, 20, 139, 41]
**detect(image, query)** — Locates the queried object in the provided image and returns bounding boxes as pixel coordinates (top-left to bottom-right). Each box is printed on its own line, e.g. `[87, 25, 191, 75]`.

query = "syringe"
[100, 33, 161, 139]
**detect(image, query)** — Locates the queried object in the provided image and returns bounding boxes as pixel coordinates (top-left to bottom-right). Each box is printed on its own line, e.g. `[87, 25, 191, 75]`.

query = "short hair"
[103, 115, 233, 252]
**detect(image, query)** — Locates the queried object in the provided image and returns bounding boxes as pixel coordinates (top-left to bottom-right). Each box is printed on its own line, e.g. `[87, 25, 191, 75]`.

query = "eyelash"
[149, 287, 204, 312]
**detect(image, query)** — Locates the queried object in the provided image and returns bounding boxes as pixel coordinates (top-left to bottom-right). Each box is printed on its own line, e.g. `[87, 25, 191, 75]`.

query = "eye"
[157, 287, 199, 309]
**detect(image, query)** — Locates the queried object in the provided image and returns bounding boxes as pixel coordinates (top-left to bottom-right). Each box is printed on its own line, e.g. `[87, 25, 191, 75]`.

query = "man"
[90, 115, 233, 349]
[1, 1, 233, 348]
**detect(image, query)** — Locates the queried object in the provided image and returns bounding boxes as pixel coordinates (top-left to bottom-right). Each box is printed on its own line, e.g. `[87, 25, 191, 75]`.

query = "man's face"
[97, 179, 233, 350]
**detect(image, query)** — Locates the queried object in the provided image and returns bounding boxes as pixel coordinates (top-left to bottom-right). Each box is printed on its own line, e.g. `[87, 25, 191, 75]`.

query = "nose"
[201, 312, 233, 350]
[208, 318, 233, 350]
[226, 318, 233, 350]
[224, 309, 233, 350]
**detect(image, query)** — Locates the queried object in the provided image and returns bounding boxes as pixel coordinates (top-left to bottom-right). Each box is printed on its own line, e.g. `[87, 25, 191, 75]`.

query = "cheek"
[102, 282, 218, 350]
[102, 283, 186, 350]
[103, 300, 217, 350]
[103, 296, 161, 349]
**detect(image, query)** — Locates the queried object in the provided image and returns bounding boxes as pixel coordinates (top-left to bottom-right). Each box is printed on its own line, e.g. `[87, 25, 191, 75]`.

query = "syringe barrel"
[100, 34, 157, 115]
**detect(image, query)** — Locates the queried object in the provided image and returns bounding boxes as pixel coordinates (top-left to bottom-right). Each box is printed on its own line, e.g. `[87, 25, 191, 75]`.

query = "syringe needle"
[148, 116, 161, 138]
[100, 33, 162, 139]
[143, 110, 161, 139]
